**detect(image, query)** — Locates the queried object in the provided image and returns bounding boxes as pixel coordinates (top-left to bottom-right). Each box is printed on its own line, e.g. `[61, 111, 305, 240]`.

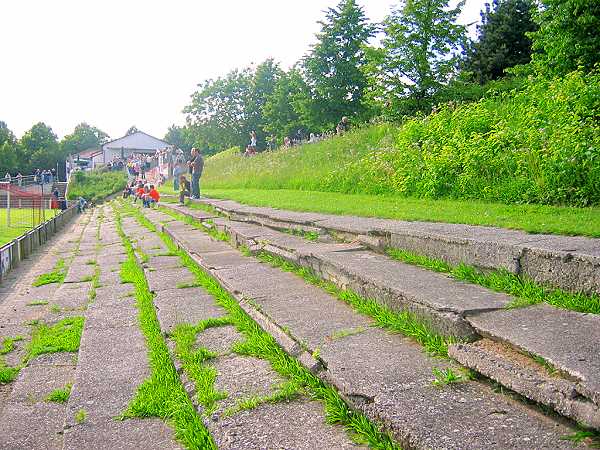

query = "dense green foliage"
[67, 169, 127, 203]
[302, 0, 374, 128]
[464, 0, 537, 83]
[0, 121, 110, 175]
[203, 71, 600, 206]
[364, 0, 466, 116]
[530, 0, 600, 75]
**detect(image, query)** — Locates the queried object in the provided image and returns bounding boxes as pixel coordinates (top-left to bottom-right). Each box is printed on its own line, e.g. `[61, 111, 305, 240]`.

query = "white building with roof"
[91, 131, 173, 167]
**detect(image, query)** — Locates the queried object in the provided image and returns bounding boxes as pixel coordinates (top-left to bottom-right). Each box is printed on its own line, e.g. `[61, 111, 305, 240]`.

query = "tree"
[530, 0, 600, 75]
[184, 59, 282, 151]
[19, 122, 60, 172]
[263, 68, 311, 143]
[465, 0, 537, 83]
[302, 0, 374, 130]
[61, 122, 110, 156]
[126, 126, 139, 135]
[366, 0, 467, 116]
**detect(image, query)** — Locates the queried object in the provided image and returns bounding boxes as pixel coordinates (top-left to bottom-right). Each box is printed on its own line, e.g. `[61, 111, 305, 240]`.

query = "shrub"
[67, 170, 127, 204]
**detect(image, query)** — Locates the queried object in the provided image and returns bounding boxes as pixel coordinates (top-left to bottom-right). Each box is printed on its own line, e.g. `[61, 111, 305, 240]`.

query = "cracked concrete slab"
[153, 287, 226, 334]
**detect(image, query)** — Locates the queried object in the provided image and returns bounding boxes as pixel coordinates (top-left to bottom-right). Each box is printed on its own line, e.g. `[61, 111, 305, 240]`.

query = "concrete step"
[140, 206, 584, 449]
[160, 202, 600, 432]
[191, 197, 600, 296]
[449, 338, 600, 429]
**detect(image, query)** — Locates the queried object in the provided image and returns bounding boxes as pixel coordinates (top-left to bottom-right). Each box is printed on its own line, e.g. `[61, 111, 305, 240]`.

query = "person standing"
[188, 147, 204, 199]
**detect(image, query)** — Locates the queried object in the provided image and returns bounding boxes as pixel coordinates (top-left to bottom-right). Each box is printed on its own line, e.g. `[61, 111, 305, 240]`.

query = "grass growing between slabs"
[256, 252, 455, 358]
[113, 208, 216, 450]
[124, 202, 402, 450]
[0, 318, 84, 384]
[32, 258, 66, 287]
[386, 248, 600, 315]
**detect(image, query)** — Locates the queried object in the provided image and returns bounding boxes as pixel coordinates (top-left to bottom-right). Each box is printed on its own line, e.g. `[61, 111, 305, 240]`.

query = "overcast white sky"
[0, 0, 485, 140]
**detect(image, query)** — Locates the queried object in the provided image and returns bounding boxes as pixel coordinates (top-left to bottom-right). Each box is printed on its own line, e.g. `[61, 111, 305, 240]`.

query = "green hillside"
[203, 71, 600, 207]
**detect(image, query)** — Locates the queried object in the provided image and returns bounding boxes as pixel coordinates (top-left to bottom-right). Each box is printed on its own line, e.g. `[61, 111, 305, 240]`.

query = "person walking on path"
[188, 147, 204, 199]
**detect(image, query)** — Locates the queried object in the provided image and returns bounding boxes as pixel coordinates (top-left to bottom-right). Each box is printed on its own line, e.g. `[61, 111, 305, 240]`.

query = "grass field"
[0, 208, 60, 247]
[158, 184, 600, 237]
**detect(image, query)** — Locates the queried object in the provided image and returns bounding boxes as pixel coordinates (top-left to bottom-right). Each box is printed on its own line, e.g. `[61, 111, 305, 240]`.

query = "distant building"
[98, 131, 172, 166]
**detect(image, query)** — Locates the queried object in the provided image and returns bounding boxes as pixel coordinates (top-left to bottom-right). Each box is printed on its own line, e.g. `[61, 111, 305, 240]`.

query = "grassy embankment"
[67, 169, 127, 204]
[161, 72, 600, 236]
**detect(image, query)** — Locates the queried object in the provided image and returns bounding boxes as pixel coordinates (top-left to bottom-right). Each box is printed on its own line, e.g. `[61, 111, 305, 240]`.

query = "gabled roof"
[102, 131, 171, 151]
[76, 147, 102, 158]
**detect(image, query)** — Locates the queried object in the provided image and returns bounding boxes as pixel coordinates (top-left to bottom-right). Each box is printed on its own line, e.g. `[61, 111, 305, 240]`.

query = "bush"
[67, 170, 127, 204]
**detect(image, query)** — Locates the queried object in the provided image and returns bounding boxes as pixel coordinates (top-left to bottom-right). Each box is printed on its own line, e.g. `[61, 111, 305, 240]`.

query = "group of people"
[123, 180, 161, 208]
[173, 147, 203, 204]
[243, 117, 350, 157]
[4, 169, 57, 186]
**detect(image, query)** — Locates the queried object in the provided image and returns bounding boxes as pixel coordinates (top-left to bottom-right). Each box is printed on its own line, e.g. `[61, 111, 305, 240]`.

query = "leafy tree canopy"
[302, 0, 374, 130]
[530, 0, 600, 75]
[465, 0, 537, 84]
[61, 122, 110, 155]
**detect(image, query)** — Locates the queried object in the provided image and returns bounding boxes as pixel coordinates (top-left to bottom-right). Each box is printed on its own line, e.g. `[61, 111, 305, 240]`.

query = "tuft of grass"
[127, 202, 402, 449]
[75, 409, 87, 424]
[0, 366, 21, 383]
[284, 228, 320, 242]
[432, 367, 465, 387]
[387, 248, 600, 315]
[330, 327, 367, 341]
[258, 251, 455, 357]
[171, 317, 234, 415]
[1, 336, 24, 355]
[50, 304, 62, 314]
[223, 380, 303, 417]
[26, 300, 49, 306]
[26, 317, 84, 362]
[45, 384, 72, 403]
[32, 259, 66, 287]
[561, 429, 600, 447]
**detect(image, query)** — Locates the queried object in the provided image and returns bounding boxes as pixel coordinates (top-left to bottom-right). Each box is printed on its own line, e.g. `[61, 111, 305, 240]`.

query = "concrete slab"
[450, 339, 600, 428]
[208, 399, 364, 450]
[145, 255, 182, 270]
[319, 327, 580, 449]
[63, 418, 182, 450]
[467, 304, 600, 406]
[145, 267, 197, 292]
[210, 354, 285, 415]
[195, 325, 243, 355]
[65, 325, 149, 426]
[153, 288, 226, 334]
[0, 402, 65, 449]
[8, 363, 76, 403]
[64, 262, 97, 284]
[191, 250, 253, 270]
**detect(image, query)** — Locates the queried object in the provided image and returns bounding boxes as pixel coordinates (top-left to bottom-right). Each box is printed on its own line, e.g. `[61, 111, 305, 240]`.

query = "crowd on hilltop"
[4, 168, 57, 187]
[243, 117, 350, 157]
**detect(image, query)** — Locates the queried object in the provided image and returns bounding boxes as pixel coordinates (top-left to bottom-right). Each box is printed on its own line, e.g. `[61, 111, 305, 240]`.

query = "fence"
[0, 205, 78, 283]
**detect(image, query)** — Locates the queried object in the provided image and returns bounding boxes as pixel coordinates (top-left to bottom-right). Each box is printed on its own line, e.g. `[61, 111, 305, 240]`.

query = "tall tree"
[263, 68, 311, 143]
[61, 122, 110, 155]
[465, 0, 537, 83]
[302, 0, 374, 130]
[365, 0, 467, 115]
[126, 126, 139, 135]
[19, 122, 60, 172]
[0, 122, 19, 175]
[530, 0, 600, 75]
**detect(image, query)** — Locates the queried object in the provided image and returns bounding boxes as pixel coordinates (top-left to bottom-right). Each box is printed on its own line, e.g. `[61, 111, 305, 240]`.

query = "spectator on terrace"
[34, 168, 41, 184]
[16, 173, 22, 186]
[178, 175, 191, 206]
[249, 130, 257, 151]
[172, 160, 185, 191]
[188, 147, 204, 199]
[4, 172, 10, 182]
[51, 189, 59, 209]
[244, 145, 257, 157]
[336, 116, 350, 135]
[77, 197, 87, 213]
[134, 181, 145, 203]
[283, 136, 292, 148]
